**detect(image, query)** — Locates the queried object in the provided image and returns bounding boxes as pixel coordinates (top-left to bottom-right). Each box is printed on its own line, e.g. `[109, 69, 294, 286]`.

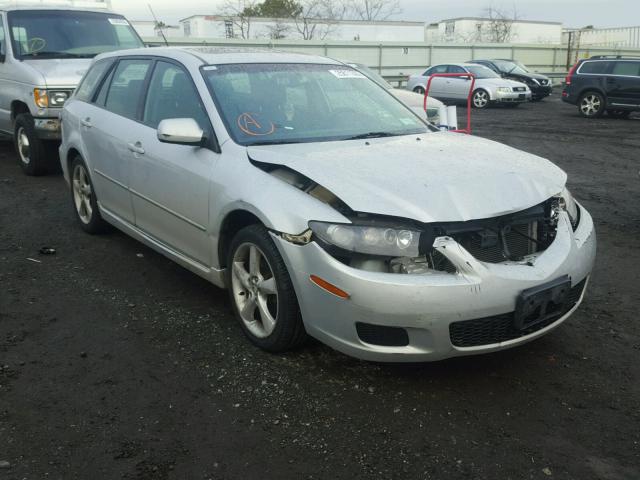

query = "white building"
[130, 20, 183, 39]
[426, 17, 563, 44]
[562, 26, 640, 49]
[179, 15, 426, 42]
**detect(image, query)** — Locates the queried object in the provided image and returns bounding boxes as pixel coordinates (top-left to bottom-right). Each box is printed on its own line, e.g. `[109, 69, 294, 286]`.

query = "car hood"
[391, 88, 443, 110]
[23, 59, 91, 87]
[478, 77, 528, 89]
[507, 72, 550, 82]
[247, 134, 566, 223]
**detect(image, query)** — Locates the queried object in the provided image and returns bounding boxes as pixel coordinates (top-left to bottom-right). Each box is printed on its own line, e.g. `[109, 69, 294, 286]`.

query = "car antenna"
[148, 3, 169, 47]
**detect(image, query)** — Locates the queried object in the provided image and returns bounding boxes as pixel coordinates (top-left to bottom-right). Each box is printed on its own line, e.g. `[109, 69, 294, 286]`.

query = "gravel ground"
[1, 97, 639, 480]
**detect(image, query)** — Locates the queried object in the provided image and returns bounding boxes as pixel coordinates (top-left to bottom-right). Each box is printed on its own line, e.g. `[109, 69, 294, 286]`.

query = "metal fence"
[144, 37, 640, 86]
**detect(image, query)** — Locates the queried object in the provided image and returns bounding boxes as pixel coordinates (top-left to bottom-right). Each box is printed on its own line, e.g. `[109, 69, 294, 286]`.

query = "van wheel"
[607, 109, 630, 119]
[578, 92, 605, 118]
[227, 224, 306, 353]
[472, 89, 490, 108]
[70, 156, 108, 234]
[14, 114, 49, 176]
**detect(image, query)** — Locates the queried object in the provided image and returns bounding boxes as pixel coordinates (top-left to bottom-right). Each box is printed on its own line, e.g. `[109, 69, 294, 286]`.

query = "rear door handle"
[80, 118, 92, 128]
[127, 142, 145, 155]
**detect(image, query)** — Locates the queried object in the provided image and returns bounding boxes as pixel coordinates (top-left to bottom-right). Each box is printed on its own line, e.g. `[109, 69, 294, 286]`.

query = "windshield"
[465, 65, 501, 79]
[350, 64, 392, 89]
[493, 60, 529, 75]
[202, 63, 428, 147]
[8, 10, 144, 59]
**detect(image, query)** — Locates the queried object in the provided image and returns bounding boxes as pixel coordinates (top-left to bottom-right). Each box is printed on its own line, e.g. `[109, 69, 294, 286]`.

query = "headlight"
[556, 187, 579, 228]
[497, 87, 512, 93]
[33, 89, 71, 108]
[309, 221, 421, 257]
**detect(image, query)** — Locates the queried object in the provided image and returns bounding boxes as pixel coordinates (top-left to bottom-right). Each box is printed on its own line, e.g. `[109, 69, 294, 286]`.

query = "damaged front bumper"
[273, 208, 596, 362]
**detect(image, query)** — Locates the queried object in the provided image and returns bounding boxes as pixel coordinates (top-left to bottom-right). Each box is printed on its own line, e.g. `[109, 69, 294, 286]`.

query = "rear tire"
[70, 156, 109, 234]
[13, 113, 49, 176]
[227, 224, 306, 353]
[578, 91, 605, 118]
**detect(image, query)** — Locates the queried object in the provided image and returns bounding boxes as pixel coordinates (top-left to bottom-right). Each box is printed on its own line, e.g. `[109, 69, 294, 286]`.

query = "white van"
[0, 2, 144, 175]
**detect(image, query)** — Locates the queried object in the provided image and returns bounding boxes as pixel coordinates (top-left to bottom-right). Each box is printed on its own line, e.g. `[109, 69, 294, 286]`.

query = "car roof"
[97, 46, 343, 67]
[0, 4, 115, 14]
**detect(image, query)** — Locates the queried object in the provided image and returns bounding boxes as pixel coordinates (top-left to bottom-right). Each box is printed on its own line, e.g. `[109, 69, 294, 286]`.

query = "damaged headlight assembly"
[309, 221, 421, 257]
[555, 187, 580, 229]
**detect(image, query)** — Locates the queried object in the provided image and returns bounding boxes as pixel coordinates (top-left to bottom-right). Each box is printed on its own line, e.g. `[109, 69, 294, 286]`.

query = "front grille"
[449, 279, 587, 348]
[356, 322, 409, 347]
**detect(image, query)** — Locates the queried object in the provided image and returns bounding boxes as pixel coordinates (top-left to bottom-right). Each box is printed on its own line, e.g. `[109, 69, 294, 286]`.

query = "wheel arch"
[217, 209, 264, 270]
[11, 101, 31, 122]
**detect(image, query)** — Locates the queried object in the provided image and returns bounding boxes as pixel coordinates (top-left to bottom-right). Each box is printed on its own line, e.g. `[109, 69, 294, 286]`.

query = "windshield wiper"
[344, 131, 403, 140]
[21, 51, 94, 59]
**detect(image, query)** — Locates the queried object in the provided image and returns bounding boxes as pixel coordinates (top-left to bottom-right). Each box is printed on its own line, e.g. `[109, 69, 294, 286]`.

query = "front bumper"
[494, 90, 532, 103]
[274, 208, 596, 362]
[531, 84, 553, 98]
[34, 118, 61, 140]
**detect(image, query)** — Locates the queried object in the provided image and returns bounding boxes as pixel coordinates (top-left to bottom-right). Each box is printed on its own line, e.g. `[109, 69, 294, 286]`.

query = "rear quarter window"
[578, 61, 611, 74]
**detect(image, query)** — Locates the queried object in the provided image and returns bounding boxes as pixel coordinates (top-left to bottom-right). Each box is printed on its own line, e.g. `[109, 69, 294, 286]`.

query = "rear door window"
[104, 59, 151, 120]
[425, 65, 448, 76]
[610, 61, 640, 77]
[578, 61, 611, 74]
[448, 65, 466, 74]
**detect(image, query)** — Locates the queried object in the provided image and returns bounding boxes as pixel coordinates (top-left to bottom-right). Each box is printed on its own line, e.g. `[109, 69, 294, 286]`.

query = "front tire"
[578, 91, 606, 118]
[472, 89, 490, 109]
[413, 86, 425, 95]
[13, 113, 49, 176]
[227, 224, 306, 353]
[70, 156, 108, 234]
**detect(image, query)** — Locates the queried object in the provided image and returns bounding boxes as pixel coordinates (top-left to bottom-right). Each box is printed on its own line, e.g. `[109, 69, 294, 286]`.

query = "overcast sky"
[111, 0, 639, 29]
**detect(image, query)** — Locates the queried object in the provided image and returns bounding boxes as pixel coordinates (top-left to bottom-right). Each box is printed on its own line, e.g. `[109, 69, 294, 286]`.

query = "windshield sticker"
[108, 18, 130, 26]
[237, 113, 276, 136]
[329, 69, 367, 79]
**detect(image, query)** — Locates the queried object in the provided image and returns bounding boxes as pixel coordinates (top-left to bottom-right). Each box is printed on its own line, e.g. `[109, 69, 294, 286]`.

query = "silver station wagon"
[60, 47, 596, 362]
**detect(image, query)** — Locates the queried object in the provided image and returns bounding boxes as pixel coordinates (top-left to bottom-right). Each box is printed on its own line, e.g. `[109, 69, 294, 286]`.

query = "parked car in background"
[0, 4, 144, 175]
[406, 63, 531, 109]
[471, 59, 553, 101]
[60, 47, 595, 362]
[562, 55, 640, 118]
[347, 62, 444, 124]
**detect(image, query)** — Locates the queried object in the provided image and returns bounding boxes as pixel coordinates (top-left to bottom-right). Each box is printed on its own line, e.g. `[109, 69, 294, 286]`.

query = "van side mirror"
[157, 118, 205, 146]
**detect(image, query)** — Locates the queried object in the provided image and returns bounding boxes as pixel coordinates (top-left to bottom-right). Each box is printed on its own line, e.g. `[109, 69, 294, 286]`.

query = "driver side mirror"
[157, 118, 205, 146]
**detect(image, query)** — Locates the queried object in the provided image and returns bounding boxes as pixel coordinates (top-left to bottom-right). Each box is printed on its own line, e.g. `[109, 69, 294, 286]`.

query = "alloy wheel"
[580, 94, 602, 117]
[17, 127, 31, 165]
[473, 90, 489, 108]
[231, 243, 279, 339]
[72, 164, 93, 225]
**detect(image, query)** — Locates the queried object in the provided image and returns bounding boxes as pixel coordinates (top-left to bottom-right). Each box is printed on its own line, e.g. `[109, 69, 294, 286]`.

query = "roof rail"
[589, 54, 640, 60]
[0, 0, 111, 8]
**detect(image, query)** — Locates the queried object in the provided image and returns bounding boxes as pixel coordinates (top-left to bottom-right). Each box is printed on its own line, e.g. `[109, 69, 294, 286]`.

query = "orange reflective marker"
[309, 275, 350, 299]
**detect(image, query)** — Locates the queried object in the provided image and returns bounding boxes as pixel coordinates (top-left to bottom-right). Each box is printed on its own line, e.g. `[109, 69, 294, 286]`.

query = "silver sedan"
[60, 47, 595, 362]
[407, 63, 532, 108]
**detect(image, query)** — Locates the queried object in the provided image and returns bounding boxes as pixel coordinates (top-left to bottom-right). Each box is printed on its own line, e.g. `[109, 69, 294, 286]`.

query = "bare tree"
[265, 20, 292, 39]
[481, 5, 520, 43]
[292, 0, 347, 40]
[220, 0, 259, 39]
[347, 0, 401, 21]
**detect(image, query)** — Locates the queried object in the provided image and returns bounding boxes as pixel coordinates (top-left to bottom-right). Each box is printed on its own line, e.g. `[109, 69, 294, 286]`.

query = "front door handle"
[127, 142, 145, 155]
[80, 117, 92, 128]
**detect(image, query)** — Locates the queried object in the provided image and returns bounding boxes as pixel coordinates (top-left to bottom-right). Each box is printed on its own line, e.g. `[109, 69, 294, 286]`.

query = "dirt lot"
[1, 97, 639, 480]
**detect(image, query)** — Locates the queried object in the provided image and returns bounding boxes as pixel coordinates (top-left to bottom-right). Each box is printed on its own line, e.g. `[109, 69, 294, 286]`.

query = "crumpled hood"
[248, 133, 566, 223]
[24, 59, 91, 87]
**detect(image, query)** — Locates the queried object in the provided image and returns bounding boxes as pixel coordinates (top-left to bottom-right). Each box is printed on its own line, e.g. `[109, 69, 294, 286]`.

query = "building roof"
[436, 17, 562, 26]
[179, 14, 425, 27]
